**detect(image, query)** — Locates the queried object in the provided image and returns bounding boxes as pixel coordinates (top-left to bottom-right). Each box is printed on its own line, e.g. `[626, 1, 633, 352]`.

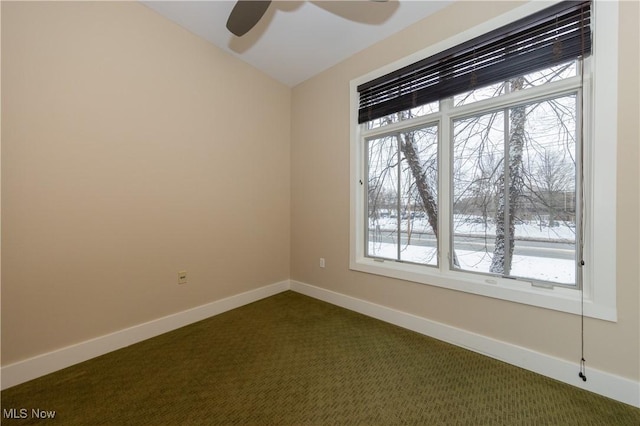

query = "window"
[350, 0, 618, 320]
[451, 77, 580, 286]
[366, 120, 439, 266]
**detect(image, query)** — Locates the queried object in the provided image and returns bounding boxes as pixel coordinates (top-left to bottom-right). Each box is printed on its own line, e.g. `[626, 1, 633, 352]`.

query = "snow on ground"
[368, 215, 576, 284]
[368, 242, 575, 285]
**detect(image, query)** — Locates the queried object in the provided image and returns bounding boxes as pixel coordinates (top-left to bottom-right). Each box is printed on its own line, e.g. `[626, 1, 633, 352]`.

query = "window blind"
[357, 1, 591, 124]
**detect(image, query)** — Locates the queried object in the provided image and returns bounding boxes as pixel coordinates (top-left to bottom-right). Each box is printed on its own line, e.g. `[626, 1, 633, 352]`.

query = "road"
[369, 231, 575, 260]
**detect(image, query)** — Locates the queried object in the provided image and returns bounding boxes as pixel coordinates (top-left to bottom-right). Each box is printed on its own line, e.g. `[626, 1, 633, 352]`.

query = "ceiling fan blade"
[226, 0, 272, 37]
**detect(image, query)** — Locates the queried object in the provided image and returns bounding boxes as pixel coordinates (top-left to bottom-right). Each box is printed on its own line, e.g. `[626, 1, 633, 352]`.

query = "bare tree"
[526, 149, 574, 227]
[398, 129, 459, 265]
[490, 77, 526, 275]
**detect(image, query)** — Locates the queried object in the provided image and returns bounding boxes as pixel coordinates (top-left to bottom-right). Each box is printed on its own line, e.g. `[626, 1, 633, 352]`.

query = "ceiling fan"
[226, 0, 388, 37]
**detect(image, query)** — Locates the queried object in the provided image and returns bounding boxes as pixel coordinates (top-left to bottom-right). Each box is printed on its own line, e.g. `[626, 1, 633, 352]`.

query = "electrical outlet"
[178, 270, 187, 284]
[320, 258, 325, 268]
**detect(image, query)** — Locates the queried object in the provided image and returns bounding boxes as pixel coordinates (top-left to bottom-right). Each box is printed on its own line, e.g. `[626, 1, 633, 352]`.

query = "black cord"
[577, 3, 587, 383]
[579, 357, 587, 382]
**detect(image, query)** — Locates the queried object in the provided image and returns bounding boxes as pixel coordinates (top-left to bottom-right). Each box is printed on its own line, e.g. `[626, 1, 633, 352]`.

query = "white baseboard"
[4, 279, 638, 408]
[1, 280, 290, 390]
[290, 280, 640, 408]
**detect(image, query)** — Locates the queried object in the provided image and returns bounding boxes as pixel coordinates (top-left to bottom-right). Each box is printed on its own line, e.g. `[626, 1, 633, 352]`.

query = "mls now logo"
[3, 408, 57, 419]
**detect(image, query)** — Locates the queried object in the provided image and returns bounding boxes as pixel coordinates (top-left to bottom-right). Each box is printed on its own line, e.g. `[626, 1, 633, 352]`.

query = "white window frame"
[349, 0, 617, 321]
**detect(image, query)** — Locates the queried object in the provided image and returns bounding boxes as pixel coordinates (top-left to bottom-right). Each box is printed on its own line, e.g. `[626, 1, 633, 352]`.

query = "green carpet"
[2, 291, 639, 425]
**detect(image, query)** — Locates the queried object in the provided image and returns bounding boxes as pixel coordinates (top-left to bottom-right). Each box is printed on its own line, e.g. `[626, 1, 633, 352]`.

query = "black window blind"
[357, 1, 591, 124]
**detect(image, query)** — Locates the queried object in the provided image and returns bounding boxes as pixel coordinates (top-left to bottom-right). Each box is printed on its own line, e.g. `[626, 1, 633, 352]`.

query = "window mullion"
[397, 135, 402, 261]
[503, 107, 512, 277]
[440, 99, 453, 272]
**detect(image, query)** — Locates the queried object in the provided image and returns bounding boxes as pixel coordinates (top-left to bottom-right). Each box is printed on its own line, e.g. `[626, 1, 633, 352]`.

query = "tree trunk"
[490, 77, 526, 274]
[399, 132, 460, 267]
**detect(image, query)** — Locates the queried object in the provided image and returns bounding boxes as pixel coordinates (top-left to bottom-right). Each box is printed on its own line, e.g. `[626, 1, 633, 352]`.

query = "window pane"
[452, 94, 578, 285]
[452, 110, 505, 274]
[454, 61, 578, 107]
[511, 95, 577, 285]
[365, 102, 439, 130]
[521, 61, 577, 89]
[366, 124, 439, 266]
[367, 136, 399, 261]
[399, 125, 438, 265]
[454, 82, 507, 107]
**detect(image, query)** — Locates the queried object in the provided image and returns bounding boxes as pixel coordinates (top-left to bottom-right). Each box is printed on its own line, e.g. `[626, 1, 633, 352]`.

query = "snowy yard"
[369, 215, 576, 242]
[368, 215, 576, 285]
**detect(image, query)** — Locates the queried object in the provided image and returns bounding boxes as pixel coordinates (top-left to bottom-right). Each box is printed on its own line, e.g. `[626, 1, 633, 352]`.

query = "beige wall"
[291, 0, 640, 381]
[1, 1, 291, 364]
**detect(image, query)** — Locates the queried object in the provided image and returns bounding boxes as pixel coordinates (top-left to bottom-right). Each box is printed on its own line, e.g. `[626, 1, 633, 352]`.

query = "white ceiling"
[142, 1, 451, 87]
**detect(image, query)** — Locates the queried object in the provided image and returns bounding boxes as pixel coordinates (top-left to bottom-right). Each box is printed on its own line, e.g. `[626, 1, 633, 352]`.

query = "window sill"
[350, 256, 616, 322]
